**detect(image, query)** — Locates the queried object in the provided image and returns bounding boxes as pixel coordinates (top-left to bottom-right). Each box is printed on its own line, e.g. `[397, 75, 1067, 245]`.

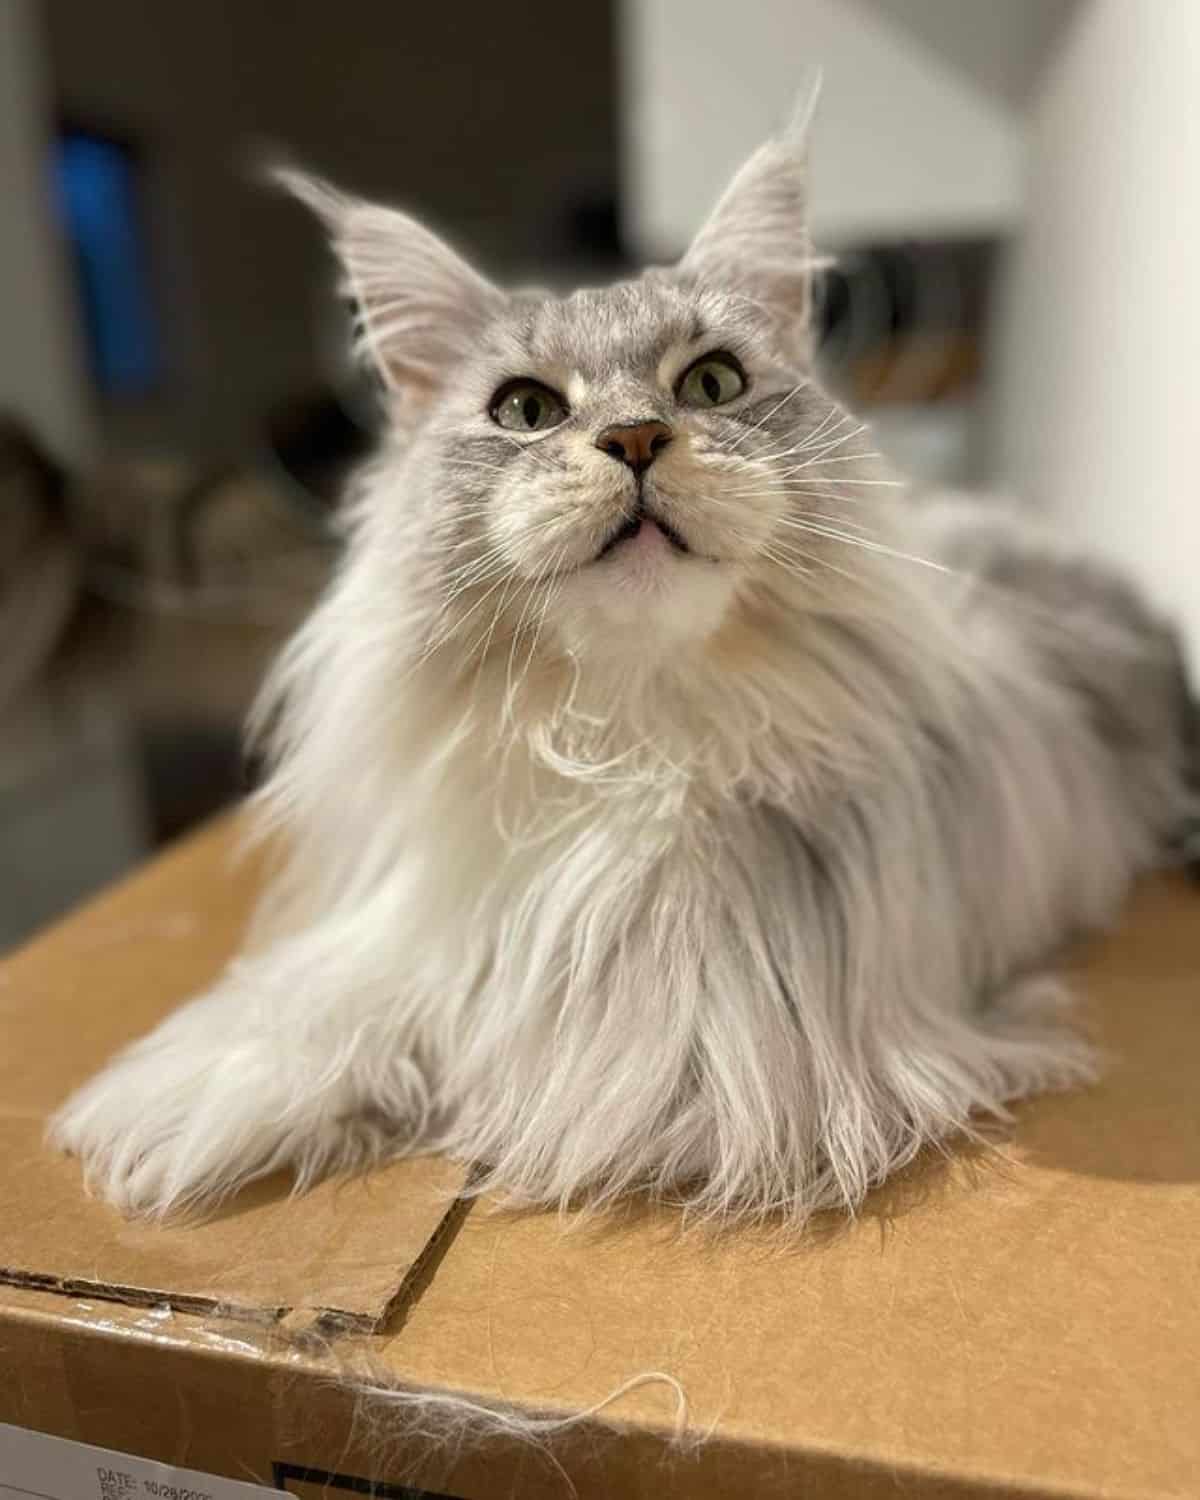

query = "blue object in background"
[53, 130, 162, 395]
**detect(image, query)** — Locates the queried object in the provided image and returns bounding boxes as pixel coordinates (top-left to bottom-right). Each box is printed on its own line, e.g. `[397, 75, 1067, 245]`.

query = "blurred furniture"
[0, 417, 80, 713]
[0, 420, 338, 951]
[0, 680, 148, 949]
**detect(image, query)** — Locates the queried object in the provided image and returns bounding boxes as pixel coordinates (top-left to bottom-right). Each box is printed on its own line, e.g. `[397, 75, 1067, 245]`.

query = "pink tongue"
[628, 518, 666, 549]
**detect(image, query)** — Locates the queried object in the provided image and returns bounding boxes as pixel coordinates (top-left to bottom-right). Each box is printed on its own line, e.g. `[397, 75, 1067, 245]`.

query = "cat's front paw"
[50, 1028, 288, 1217]
[49, 1009, 424, 1219]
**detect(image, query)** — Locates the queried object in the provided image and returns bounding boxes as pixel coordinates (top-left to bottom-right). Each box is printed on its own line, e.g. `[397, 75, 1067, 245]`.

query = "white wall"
[861, 0, 1075, 111]
[0, 0, 94, 463]
[621, 0, 1026, 255]
[996, 0, 1200, 658]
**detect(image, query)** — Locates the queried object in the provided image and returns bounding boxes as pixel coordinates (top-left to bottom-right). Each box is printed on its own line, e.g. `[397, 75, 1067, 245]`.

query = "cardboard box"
[2, 817, 1198, 1499]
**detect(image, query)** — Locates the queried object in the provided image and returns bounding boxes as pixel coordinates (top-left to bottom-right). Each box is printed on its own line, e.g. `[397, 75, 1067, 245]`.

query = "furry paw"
[49, 995, 426, 1218]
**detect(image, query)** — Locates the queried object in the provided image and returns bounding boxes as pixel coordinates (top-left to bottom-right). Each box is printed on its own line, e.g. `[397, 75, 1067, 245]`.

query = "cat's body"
[52, 115, 1197, 1223]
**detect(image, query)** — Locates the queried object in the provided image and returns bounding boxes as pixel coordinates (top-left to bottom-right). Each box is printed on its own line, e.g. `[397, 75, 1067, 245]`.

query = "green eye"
[677, 352, 747, 408]
[490, 379, 568, 433]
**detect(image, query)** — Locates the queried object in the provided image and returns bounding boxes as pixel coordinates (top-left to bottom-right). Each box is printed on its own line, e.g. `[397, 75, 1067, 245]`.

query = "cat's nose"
[595, 420, 673, 477]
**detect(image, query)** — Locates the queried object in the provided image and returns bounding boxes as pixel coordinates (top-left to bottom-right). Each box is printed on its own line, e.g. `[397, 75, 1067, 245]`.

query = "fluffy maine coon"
[52, 111, 1198, 1224]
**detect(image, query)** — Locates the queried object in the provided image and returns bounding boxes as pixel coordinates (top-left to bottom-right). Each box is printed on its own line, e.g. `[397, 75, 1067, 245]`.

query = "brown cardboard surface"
[379, 875, 1200, 1500]
[2, 818, 1198, 1499]
[0, 817, 466, 1324]
[0, 1279, 1034, 1500]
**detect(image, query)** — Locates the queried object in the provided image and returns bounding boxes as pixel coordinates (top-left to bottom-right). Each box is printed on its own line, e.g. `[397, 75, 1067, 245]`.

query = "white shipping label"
[0, 1426, 277, 1500]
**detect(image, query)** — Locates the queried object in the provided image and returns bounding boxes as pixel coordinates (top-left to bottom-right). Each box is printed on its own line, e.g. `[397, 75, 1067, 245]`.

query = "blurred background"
[1, 0, 1196, 946]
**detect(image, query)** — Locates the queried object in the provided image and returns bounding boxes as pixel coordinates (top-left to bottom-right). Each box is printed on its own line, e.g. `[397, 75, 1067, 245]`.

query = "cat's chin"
[552, 544, 737, 654]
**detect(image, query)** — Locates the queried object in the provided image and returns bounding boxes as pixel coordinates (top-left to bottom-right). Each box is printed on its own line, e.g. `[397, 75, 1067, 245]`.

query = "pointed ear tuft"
[679, 80, 824, 358]
[270, 165, 503, 404]
[785, 66, 824, 146]
[268, 164, 353, 231]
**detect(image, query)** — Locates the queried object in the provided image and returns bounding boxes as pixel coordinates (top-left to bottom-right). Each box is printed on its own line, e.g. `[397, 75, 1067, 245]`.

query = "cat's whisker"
[774, 517, 957, 578]
[446, 460, 514, 478]
[791, 511, 879, 533]
[512, 547, 570, 708]
[442, 515, 569, 596]
[780, 451, 886, 468]
[753, 405, 844, 459]
[433, 524, 576, 646]
[500, 553, 565, 720]
[504, 557, 555, 713]
[408, 566, 521, 676]
[496, 429, 567, 474]
[762, 537, 867, 590]
[753, 419, 869, 466]
[468, 564, 523, 693]
[725, 381, 810, 453]
[758, 408, 856, 456]
[779, 486, 901, 509]
[761, 516, 1174, 650]
[766, 457, 890, 481]
[440, 550, 514, 602]
[793, 476, 905, 489]
[759, 543, 815, 579]
[789, 418, 867, 455]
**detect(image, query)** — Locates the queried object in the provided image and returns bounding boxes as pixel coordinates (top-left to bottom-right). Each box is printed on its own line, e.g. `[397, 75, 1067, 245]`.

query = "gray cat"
[51, 110, 1197, 1225]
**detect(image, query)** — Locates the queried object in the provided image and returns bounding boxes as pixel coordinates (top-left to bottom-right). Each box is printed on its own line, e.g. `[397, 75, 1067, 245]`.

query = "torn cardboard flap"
[0, 817, 468, 1326]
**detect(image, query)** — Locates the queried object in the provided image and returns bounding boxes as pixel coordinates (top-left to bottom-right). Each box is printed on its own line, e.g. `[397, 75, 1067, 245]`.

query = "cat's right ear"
[272, 168, 503, 406]
[678, 80, 825, 359]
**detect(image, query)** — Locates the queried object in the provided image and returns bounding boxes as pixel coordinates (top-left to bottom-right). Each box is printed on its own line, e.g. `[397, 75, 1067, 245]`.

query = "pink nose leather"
[595, 421, 673, 475]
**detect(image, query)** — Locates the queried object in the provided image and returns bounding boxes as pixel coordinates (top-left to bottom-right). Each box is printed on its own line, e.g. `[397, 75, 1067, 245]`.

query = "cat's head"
[281, 114, 875, 665]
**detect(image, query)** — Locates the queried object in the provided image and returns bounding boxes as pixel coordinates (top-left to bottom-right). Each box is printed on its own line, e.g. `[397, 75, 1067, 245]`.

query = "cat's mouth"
[594, 505, 691, 561]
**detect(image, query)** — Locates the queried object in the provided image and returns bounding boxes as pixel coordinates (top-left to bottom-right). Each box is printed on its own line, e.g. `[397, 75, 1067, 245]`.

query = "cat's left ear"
[679, 84, 824, 358]
[273, 168, 503, 408]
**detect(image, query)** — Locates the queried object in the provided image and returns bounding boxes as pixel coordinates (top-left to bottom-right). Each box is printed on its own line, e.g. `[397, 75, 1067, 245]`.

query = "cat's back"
[910, 489, 1196, 854]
